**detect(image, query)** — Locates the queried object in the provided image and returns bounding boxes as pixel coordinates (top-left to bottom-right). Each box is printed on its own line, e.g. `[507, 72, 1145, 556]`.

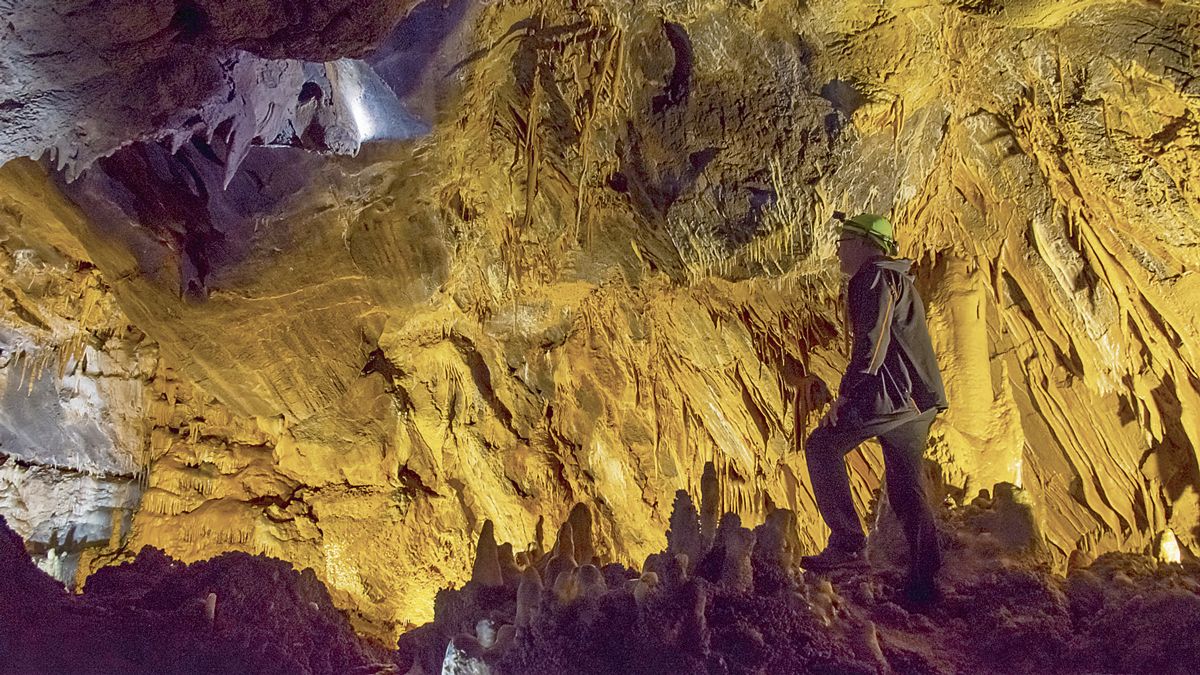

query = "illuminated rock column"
[923, 255, 1023, 498]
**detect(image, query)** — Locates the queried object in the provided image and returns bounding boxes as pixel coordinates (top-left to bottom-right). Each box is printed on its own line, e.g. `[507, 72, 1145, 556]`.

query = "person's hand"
[820, 399, 842, 428]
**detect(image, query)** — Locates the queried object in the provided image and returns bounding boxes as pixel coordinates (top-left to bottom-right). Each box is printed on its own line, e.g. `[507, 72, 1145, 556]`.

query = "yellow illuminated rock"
[0, 0, 1198, 642]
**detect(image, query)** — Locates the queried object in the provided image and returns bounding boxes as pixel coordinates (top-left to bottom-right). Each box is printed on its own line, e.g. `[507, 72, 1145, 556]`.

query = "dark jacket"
[838, 258, 949, 419]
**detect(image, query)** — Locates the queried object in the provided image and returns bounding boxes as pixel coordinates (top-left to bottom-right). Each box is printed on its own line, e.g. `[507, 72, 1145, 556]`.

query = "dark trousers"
[805, 408, 941, 578]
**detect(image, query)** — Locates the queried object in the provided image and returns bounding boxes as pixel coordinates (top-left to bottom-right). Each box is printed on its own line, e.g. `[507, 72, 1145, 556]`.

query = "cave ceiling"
[1, 0, 1199, 638]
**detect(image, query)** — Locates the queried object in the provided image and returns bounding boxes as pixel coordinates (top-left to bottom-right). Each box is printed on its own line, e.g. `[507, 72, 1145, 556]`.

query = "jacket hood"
[873, 258, 913, 275]
[851, 258, 914, 287]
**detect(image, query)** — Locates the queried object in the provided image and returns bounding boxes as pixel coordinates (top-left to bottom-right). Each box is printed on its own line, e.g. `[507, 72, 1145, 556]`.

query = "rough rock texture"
[0, 193, 154, 583]
[0, 0, 428, 179]
[0, 515, 394, 674]
[0, 0, 1199, 641]
[393, 474, 1200, 674]
[4, 477, 1197, 674]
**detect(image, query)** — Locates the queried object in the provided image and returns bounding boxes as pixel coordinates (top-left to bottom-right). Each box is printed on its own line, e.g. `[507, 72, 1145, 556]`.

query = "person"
[799, 212, 949, 602]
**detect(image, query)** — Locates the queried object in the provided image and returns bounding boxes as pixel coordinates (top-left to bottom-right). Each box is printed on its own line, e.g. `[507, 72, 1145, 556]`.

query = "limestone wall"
[0, 0, 1197, 639]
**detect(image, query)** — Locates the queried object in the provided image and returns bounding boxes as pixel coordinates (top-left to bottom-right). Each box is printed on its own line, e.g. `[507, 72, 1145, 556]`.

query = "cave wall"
[0, 0, 1198, 640]
[0, 0, 426, 177]
[0, 178, 152, 585]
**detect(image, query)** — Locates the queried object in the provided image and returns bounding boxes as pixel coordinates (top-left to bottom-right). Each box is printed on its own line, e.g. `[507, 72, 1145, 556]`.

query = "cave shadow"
[616, 21, 701, 222]
[1143, 374, 1200, 543]
[58, 137, 319, 299]
[48, 0, 481, 300]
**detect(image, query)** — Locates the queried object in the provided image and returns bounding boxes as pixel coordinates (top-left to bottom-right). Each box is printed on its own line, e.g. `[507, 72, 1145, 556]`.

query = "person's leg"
[804, 424, 871, 552]
[878, 412, 941, 588]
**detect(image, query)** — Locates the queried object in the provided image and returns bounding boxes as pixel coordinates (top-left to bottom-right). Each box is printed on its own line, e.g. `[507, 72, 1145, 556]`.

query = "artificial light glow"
[1158, 529, 1182, 565]
[344, 88, 376, 142]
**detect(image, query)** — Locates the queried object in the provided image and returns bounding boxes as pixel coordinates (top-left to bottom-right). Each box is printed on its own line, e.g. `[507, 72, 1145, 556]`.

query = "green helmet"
[842, 213, 898, 255]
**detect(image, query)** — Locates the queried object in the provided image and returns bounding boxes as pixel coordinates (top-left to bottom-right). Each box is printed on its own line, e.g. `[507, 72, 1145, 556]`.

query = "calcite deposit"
[2, 472, 1198, 674]
[0, 0, 1198, 648]
[0, 0, 427, 178]
[394, 467, 1200, 674]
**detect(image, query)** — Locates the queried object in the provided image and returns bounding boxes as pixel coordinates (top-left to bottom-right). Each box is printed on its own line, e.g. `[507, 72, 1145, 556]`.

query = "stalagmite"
[490, 625, 516, 655]
[700, 462, 720, 549]
[566, 503, 595, 566]
[576, 564, 606, 599]
[475, 619, 496, 649]
[496, 543, 520, 585]
[720, 527, 754, 592]
[1067, 549, 1094, 572]
[666, 490, 702, 567]
[470, 521, 503, 588]
[1157, 530, 1182, 565]
[807, 579, 838, 627]
[552, 522, 575, 560]
[856, 620, 887, 671]
[515, 566, 542, 629]
[986, 483, 1043, 553]
[680, 581, 708, 652]
[532, 518, 546, 562]
[204, 592, 217, 625]
[713, 512, 742, 550]
[656, 553, 687, 587]
[552, 568, 580, 604]
[752, 509, 792, 567]
[630, 578, 650, 605]
[640, 551, 664, 581]
[543, 521, 577, 585]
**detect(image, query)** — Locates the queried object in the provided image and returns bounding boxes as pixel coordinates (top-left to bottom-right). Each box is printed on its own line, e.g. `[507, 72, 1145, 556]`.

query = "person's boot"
[903, 544, 943, 606]
[902, 572, 941, 606]
[800, 545, 868, 571]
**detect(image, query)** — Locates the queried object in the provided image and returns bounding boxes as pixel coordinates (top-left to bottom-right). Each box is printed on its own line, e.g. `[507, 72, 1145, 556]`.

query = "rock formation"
[0, 0, 1197, 644]
[0, 0, 428, 178]
[388, 468, 1200, 674]
[5, 470, 1197, 674]
[0, 514, 395, 674]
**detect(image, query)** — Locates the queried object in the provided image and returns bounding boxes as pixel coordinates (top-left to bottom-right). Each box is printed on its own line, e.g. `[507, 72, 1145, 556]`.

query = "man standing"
[800, 213, 949, 602]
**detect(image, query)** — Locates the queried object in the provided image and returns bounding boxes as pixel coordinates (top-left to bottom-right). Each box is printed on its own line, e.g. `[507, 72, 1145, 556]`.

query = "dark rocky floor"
[0, 516, 394, 674]
[2, 472, 1198, 674]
